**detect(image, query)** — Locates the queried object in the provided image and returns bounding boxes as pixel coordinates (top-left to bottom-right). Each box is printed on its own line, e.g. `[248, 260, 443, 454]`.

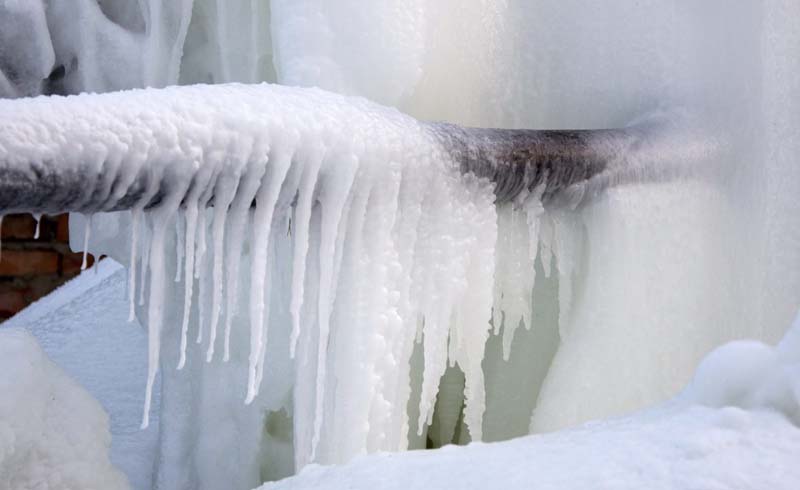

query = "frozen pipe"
[0, 85, 717, 214]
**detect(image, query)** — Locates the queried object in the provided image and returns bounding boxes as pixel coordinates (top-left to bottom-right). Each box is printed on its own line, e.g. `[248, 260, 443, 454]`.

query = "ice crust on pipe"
[5, 82, 517, 465]
[0, 328, 129, 490]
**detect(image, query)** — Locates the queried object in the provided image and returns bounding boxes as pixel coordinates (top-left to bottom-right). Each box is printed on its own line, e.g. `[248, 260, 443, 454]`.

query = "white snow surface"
[4, 259, 159, 490]
[0, 327, 129, 490]
[259, 314, 800, 490]
[260, 406, 800, 490]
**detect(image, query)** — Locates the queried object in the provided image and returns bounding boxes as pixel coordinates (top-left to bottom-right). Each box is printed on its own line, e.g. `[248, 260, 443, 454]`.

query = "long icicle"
[246, 143, 295, 404]
[128, 208, 142, 322]
[174, 211, 184, 282]
[310, 154, 358, 459]
[81, 214, 93, 270]
[139, 216, 151, 306]
[289, 142, 326, 358]
[206, 172, 240, 363]
[177, 161, 219, 369]
[141, 170, 191, 429]
[195, 173, 217, 346]
[223, 149, 269, 363]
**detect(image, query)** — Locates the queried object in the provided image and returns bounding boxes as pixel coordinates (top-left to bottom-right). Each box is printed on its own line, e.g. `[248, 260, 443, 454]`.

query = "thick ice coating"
[0, 83, 525, 465]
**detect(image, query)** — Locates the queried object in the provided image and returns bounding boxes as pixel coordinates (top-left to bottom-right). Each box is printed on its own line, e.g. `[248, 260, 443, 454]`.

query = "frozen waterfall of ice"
[2, 1, 800, 489]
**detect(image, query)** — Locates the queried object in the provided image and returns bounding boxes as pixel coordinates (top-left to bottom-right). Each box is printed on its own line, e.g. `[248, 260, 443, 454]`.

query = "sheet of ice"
[0, 327, 129, 490]
[4, 259, 160, 490]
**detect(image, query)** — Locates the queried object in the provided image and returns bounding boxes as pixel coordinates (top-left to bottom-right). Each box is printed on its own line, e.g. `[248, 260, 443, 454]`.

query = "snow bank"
[0, 328, 129, 490]
[257, 314, 800, 490]
[259, 406, 800, 490]
[4, 259, 159, 490]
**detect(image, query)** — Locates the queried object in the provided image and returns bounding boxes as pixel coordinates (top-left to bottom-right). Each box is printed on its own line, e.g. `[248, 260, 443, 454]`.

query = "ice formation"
[0, 328, 129, 490]
[2, 1, 800, 489]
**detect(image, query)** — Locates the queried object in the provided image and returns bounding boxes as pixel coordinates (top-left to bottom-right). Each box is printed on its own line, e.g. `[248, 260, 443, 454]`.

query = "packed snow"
[0, 328, 129, 490]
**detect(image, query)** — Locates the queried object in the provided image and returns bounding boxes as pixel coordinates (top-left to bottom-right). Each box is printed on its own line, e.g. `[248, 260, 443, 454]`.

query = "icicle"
[451, 178, 497, 443]
[176, 160, 219, 369]
[321, 170, 374, 460]
[138, 215, 151, 306]
[415, 177, 463, 435]
[177, 201, 198, 370]
[539, 215, 554, 278]
[246, 143, 295, 404]
[205, 174, 240, 363]
[141, 206, 179, 429]
[128, 208, 141, 322]
[33, 213, 41, 239]
[141, 162, 191, 429]
[289, 143, 325, 358]
[174, 211, 184, 282]
[310, 154, 358, 459]
[81, 214, 93, 270]
[553, 212, 581, 340]
[196, 209, 208, 344]
[223, 151, 268, 363]
[525, 184, 546, 268]
[195, 210, 207, 280]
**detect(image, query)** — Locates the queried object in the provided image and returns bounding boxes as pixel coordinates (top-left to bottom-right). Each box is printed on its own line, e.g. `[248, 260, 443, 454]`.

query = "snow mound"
[257, 313, 800, 490]
[0, 328, 129, 490]
[683, 313, 800, 424]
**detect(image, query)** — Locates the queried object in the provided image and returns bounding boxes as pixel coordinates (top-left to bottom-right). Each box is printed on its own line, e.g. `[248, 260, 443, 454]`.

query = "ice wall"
[2, 1, 800, 489]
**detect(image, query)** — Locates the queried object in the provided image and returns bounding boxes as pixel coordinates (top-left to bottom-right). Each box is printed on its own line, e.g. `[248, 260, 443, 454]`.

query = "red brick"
[0, 289, 27, 317]
[56, 214, 70, 242]
[1, 214, 37, 239]
[61, 251, 94, 276]
[0, 250, 60, 276]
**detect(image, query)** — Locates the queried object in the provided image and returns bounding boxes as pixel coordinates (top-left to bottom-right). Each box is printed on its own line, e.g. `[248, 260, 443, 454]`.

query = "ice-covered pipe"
[0, 83, 715, 214]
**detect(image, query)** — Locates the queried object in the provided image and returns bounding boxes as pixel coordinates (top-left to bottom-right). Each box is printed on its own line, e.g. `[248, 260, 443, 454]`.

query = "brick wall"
[0, 214, 95, 321]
